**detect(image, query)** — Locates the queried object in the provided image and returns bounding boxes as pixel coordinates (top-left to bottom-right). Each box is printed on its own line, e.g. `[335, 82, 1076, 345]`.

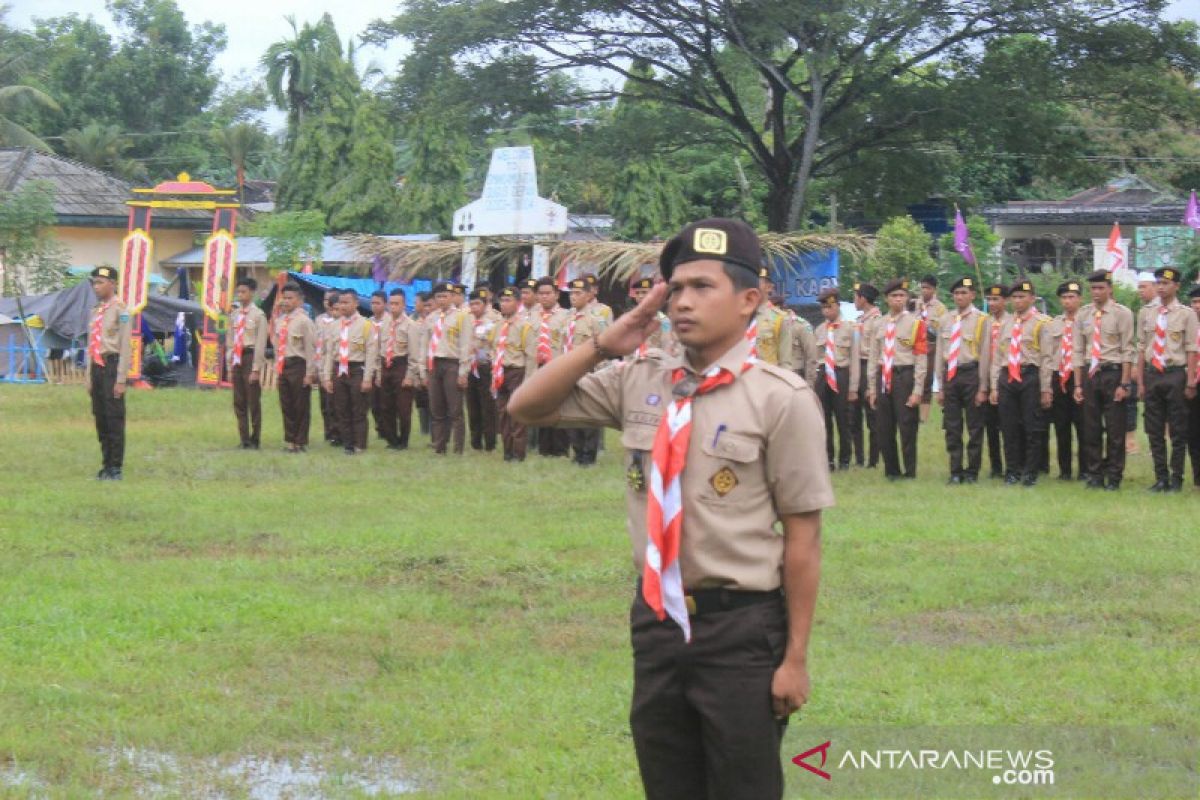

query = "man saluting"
[511, 218, 832, 800]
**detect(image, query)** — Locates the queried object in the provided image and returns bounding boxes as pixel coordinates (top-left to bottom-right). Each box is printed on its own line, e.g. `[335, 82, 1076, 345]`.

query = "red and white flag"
[1105, 223, 1127, 276]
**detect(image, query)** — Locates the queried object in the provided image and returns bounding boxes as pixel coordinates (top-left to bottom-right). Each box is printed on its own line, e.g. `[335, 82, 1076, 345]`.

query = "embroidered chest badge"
[710, 466, 738, 497]
[646, 394, 661, 406]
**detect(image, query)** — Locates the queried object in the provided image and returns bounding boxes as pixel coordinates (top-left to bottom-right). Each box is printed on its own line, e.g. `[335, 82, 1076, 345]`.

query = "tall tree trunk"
[785, 77, 825, 232]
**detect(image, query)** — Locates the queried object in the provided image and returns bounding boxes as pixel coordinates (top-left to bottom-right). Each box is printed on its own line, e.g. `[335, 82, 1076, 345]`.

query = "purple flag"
[953, 208, 976, 266]
[1185, 190, 1200, 231]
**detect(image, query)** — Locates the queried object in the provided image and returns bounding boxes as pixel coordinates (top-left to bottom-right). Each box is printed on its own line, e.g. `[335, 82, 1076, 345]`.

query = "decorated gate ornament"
[201, 229, 237, 322]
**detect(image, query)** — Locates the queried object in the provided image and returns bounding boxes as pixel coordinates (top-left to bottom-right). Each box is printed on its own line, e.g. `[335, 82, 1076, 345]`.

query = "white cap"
[1136, 271, 1156, 284]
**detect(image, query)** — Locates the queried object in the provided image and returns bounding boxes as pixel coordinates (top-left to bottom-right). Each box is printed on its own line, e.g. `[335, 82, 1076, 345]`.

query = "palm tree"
[213, 123, 267, 203]
[0, 56, 60, 151]
[261, 14, 342, 131]
[61, 123, 146, 181]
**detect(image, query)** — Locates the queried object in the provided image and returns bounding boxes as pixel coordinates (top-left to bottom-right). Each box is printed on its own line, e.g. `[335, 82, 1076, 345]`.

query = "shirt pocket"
[696, 432, 761, 506]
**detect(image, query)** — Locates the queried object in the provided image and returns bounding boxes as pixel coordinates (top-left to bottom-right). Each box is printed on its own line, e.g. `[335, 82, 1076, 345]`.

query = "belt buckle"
[685, 595, 698, 615]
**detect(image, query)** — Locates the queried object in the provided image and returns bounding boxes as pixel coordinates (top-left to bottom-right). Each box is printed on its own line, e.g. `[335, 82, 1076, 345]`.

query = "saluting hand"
[594, 282, 669, 357]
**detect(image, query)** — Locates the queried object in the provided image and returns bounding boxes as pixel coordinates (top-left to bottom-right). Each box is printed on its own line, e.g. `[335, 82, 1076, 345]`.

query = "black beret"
[1086, 270, 1112, 284]
[468, 287, 490, 301]
[1056, 281, 1082, 296]
[921, 275, 938, 288]
[568, 278, 587, 290]
[855, 282, 879, 303]
[91, 266, 118, 281]
[1010, 280, 1035, 294]
[883, 278, 911, 295]
[433, 281, 455, 294]
[950, 277, 976, 292]
[632, 277, 654, 290]
[1155, 266, 1181, 283]
[1188, 285, 1200, 299]
[984, 284, 1008, 298]
[817, 288, 840, 306]
[498, 287, 518, 299]
[520, 278, 538, 291]
[659, 218, 763, 281]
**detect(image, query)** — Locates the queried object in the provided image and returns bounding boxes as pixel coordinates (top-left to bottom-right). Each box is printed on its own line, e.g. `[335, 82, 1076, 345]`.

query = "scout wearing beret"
[410, 291, 434, 437]
[315, 290, 342, 446]
[630, 276, 676, 357]
[377, 288, 420, 450]
[560, 277, 608, 465]
[1136, 266, 1199, 492]
[421, 281, 474, 454]
[981, 284, 1010, 477]
[85, 266, 132, 480]
[1188, 284, 1200, 487]
[1047, 281, 1086, 481]
[465, 286, 502, 453]
[1071, 270, 1134, 490]
[849, 282, 882, 468]
[271, 282, 318, 453]
[368, 290, 393, 444]
[867, 278, 927, 479]
[916, 275, 947, 422]
[532, 276, 571, 457]
[754, 267, 796, 370]
[988, 280, 1054, 487]
[321, 289, 378, 455]
[228, 278, 269, 450]
[934, 276, 990, 483]
[814, 288, 859, 470]
[490, 286, 539, 461]
[509, 217, 832, 799]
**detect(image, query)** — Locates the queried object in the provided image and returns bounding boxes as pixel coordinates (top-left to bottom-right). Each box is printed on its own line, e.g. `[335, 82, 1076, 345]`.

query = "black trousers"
[942, 364, 983, 478]
[89, 353, 126, 470]
[332, 363, 369, 450]
[983, 401, 1004, 475]
[875, 365, 918, 477]
[429, 358, 465, 454]
[568, 427, 601, 464]
[849, 359, 878, 466]
[466, 364, 498, 451]
[1188, 388, 1200, 486]
[231, 349, 261, 446]
[377, 360, 414, 447]
[319, 382, 339, 442]
[1051, 373, 1084, 477]
[277, 357, 311, 446]
[816, 366, 851, 467]
[629, 591, 787, 800]
[1081, 367, 1127, 483]
[998, 365, 1046, 478]
[539, 424, 569, 457]
[496, 367, 528, 460]
[1144, 368, 1189, 482]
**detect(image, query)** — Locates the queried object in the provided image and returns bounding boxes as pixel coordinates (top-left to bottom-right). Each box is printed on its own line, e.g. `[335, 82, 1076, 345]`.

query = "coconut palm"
[61, 123, 145, 181]
[261, 14, 342, 130]
[0, 57, 60, 151]
[213, 123, 267, 203]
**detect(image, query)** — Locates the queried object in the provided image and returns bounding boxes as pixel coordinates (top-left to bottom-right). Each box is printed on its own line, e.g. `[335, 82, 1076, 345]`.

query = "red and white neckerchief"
[564, 311, 581, 353]
[89, 301, 111, 366]
[1059, 316, 1074, 390]
[1008, 312, 1027, 382]
[1151, 306, 1169, 372]
[946, 312, 963, 382]
[537, 309, 553, 364]
[824, 323, 839, 392]
[645, 348, 757, 642]
[881, 318, 897, 393]
[427, 311, 445, 371]
[745, 317, 759, 359]
[232, 308, 248, 367]
[337, 317, 352, 376]
[990, 313, 1003, 361]
[385, 316, 401, 368]
[1088, 308, 1103, 377]
[275, 313, 289, 375]
[491, 319, 511, 398]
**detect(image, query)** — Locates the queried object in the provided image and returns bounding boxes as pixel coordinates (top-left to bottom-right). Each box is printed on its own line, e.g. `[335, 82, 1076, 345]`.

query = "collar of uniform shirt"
[661, 335, 756, 379]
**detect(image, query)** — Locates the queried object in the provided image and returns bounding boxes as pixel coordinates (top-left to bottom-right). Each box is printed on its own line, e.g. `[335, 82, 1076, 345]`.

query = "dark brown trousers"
[875, 365, 918, 477]
[983, 400, 1004, 475]
[1081, 367, 1127, 483]
[496, 367, 528, 460]
[429, 357, 465, 454]
[89, 353, 126, 469]
[377, 359, 414, 447]
[816, 365, 851, 467]
[942, 363, 984, 478]
[1188, 389, 1200, 486]
[1144, 367, 1189, 483]
[277, 357, 311, 446]
[231, 350, 261, 446]
[466, 363, 498, 451]
[319, 381, 339, 443]
[998, 365, 1046, 478]
[849, 359, 878, 466]
[1051, 372, 1084, 477]
[332, 363, 369, 450]
[629, 591, 788, 800]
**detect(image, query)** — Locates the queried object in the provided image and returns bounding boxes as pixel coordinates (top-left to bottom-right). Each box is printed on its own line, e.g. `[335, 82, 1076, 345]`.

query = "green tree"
[0, 181, 69, 294]
[327, 96, 399, 234]
[396, 108, 468, 236]
[212, 123, 268, 203]
[62, 123, 146, 180]
[860, 216, 935, 287]
[243, 210, 325, 273]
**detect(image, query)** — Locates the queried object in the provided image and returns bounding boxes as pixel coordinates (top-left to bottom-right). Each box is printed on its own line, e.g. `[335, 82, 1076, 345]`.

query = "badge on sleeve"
[710, 466, 738, 497]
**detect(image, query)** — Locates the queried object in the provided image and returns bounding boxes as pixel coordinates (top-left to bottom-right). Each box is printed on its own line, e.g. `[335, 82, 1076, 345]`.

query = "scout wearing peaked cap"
[849, 281, 882, 468]
[86, 265, 132, 480]
[935, 275, 990, 483]
[1046, 280, 1086, 481]
[814, 288, 858, 470]
[507, 216, 832, 799]
[867, 277, 926, 479]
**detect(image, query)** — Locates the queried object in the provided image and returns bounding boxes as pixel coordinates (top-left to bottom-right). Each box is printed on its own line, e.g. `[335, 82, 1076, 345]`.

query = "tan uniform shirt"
[226, 304, 269, 373]
[1046, 313, 1081, 388]
[421, 307, 474, 379]
[790, 313, 818, 385]
[755, 304, 795, 370]
[321, 314, 379, 383]
[468, 311, 501, 371]
[532, 306, 571, 363]
[933, 306, 990, 384]
[854, 308, 883, 371]
[916, 297, 948, 333]
[813, 319, 860, 389]
[990, 311, 1055, 390]
[85, 298, 133, 385]
[587, 300, 614, 328]
[489, 315, 538, 371]
[381, 313, 421, 375]
[1137, 301, 1199, 369]
[554, 337, 835, 592]
[866, 310, 928, 395]
[371, 312, 392, 369]
[982, 311, 1007, 392]
[1072, 301, 1135, 370]
[271, 308, 318, 377]
[559, 306, 604, 353]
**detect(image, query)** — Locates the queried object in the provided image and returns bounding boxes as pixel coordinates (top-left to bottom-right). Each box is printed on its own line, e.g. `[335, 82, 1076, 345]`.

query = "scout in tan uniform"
[1188, 285, 1200, 488]
[789, 306, 818, 385]
[989, 279, 1054, 487]
[321, 289, 378, 454]
[422, 281, 473, 455]
[315, 290, 342, 446]
[517, 277, 539, 321]
[228, 278, 269, 449]
[582, 273, 614, 327]
[982, 284, 1009, 478]
[561, 277, 607, 465]
[85, 266, 132, 480]
[1071, 270, 1134, 490]
[630, 277, 675, 356]
[465, 287, 501, 452]
[933, 277, 989, 483]
[1137, 266, 1199, 492]
[377, 288, 420, 450]
[754, 268, 795, 369]
[849, 282, 881, 467]
[490, 287, 538, 461]
[532, 276, 571, 457]
[509, 217, 831, 800]
[411, 291, 433, 437]
[1047, 281, 1085, 480]
[867, 278, 927, 479]
[916, 275, 947, 420]
[368, 290, 392, 443]
[814, 289, 859, 469]
[271, 283, 317, 452]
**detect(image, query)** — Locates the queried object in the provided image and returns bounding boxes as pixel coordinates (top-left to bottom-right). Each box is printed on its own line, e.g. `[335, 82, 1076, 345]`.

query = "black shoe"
[1021, 474, 1037, 487]
[1086, 477, 1104, 489]
[1004, 474, 1020, 485]
[329, 439, 343, 448]
[1057, 472, 1072, 481]
[1077, 472, 1090, 482]
[344, 447, 356, 456]
[947, 475, 962, 485]
[1147, 480, 1169, 493]
[1168, 478, 1183, 493]
[97, 467, 110, 480]
[866, 461, 878, 469]
[1104, 482, 1119, 491]
[886, 474, 901, 482]
[249, 441, 260, 450]
[108, 468, 123, 481]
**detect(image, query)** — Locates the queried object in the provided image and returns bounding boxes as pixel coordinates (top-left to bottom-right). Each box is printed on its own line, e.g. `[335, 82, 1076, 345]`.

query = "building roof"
[161, 235, 440, 269]
[981, 175, 1186, 226]
[0, 147, 211, 229]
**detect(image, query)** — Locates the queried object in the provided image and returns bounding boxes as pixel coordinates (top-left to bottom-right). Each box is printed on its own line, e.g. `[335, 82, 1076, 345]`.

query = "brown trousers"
[277, 357, 311, 446]
[231, 350, 261, 446]
[630, 590, 788, 800]
[429, 357, 465, 454]
[875, 365, 918, 477]
[1081, 366, 1127, 483]
[377, 359, 414, 447]
[1188, 388, 1200, 486]
[942, 363, 984, 478]
[849, 359, 878, 467]
[466, 363, 498, 451]
[89, 353, 126, 469]
[496, 367, 528, 460]
[998, 364, 1047, 478]
[332, 363, 369, 450]
[1144, 367, 1189, 482]
[816, 365, 851, 467]
[1051, 372, 1084, 477]
[319, 381, 339, 442]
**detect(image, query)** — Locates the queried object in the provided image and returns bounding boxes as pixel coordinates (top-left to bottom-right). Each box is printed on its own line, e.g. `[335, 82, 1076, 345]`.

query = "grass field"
[0, 384, 1197, 798]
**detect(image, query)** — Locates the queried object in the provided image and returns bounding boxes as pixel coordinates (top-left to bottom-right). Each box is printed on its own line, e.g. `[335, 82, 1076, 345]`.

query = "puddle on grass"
[101, 747, 418, 798]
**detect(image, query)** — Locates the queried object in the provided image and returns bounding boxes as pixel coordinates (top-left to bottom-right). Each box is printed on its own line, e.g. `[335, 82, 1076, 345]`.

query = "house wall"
[56, 227, 199, 277]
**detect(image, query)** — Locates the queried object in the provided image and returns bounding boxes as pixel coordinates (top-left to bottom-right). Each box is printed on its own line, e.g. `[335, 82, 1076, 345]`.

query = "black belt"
[1150, 365, 1186, 374]
[1096, 363, 1122, 373]
[284, 355, 306, 364]
[891, 365, 914, 372]
[637, 581, 782, 617]
[434, 356, 458, 363]
[956, 361, 979, 370]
